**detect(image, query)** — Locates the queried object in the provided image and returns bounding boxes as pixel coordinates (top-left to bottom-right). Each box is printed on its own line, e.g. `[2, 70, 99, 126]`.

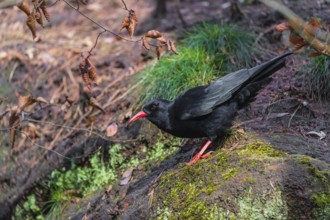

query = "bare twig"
[62, 0, 139, 43]
[288, 104, 301, 128]
[18, 130, 72, 160]
[121, 0, 129, 11]
[89, 30, 107, 55]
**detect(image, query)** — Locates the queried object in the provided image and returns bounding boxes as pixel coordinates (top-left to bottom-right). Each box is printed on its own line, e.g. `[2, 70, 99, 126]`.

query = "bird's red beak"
[127, 111, 148, 126]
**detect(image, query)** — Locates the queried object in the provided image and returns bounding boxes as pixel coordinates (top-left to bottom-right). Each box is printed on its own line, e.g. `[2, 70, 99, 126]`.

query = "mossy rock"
[150, 132, 330, 220]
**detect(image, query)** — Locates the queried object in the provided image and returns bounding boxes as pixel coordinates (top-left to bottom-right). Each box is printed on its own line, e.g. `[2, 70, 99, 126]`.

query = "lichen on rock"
[150, 131, 330, 219]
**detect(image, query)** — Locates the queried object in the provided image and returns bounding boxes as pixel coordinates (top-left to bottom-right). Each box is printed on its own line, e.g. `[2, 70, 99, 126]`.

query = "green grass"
[304, 55, 330, 100]
[23, 141, 179, 219]
[136, 23, 257, 105]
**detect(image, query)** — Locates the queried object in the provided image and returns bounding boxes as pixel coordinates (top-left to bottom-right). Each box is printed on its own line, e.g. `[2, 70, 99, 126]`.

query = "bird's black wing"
[173, 68, 252, 120]
[173, 52, 292, 120]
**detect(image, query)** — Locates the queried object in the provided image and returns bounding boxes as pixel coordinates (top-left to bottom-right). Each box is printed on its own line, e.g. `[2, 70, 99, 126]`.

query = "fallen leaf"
[275, 22, 291, 32]
[106, 123, 118, 137]
[88, 97, 106, 113]
[309, 52, 322, 57]
[35, 97, 49, 104]
[120, 167, 134, 185]
[145, 30, 162, 39]
[306, 131, 326, 140]
[106, 185, 113, 194]
[142, 36, 151, 50]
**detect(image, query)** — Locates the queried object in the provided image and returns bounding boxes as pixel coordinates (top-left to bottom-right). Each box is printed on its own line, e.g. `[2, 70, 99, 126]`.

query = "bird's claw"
[200, 152, 212, 159]
[186, 153, 202, 166]
[186, 151, 213, 166]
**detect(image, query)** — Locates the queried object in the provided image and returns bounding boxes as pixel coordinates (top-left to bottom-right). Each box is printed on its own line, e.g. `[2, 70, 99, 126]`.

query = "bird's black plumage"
[129, 52, 292, 164]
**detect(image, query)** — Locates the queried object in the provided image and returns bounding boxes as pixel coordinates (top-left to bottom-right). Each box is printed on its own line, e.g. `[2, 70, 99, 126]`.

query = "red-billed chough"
[128, 52, 292, 165]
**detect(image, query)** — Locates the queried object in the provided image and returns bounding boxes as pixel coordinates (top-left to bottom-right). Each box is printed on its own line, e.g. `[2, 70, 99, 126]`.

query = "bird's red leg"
[186, 140, 212, 166]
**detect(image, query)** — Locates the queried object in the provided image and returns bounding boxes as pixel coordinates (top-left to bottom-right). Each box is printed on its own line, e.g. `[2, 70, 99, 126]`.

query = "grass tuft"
[136, 23, 257, 105]
[304, 55, 330, 100]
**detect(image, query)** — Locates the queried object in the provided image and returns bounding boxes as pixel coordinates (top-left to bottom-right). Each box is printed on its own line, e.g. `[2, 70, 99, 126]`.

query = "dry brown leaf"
[120, 167, 134, 186]
[26, 14, 37, 39]
[156, 46, 162, 60]
[17, 0, 31, 16]
[142, 36, 151, 50]
[289, 34, 308, 50]
[106, 123, 118, 137]
[120, 16, 130, 32]
[80, 58, 92, 91]
[35, 96, 49, 104]
[82, 71, 91, 91]
[65, 96, 74, 106]
[9, 107, 20, 148]
[128, 10, 138, 38]
[26, 123, 40, 139]
[106, 185, 113, 194]
[308, 52, 322, 57]
[88, 97, 105, 113]
[275, 22, 291, 32]
[35, 10, 44, 28]
[80, 56, 97, 91]
[41, 0, 50, 21]
[309, 18, 320, 29]
[120, 10, 138, 38]
[17, 94, 35, 114]
[157, 36, 167, 43]
[168, 40, 179, 54]
[86, 58, 97, 84]
[145, 30, 162, 39]
[16, 94, 48, 115]
[166, 39, 171, 51]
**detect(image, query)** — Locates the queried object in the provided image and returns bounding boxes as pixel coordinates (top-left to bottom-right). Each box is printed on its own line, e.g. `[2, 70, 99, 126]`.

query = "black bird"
[128, 52, 292, 165]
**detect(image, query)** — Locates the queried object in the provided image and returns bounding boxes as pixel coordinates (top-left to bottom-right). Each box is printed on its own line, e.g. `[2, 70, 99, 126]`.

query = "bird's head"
[128, 99, 172, 129]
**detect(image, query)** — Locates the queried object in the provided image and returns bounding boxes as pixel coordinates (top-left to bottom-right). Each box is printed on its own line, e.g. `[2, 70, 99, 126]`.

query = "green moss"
[237, 188, 288, 220]
[299, 157, 329, 184]
[45, 142, 179, 218]
[313, 192, 330, 207]
[222, 168, 238, 180]
[312, 191, 330, 220]
[239, 158, 261, 172]
[215, 151, 230, 168]
[156, 160, 222, 219]
[307, 165, 328, 183]
[299, 156, 311, 165]
[157, 179, 217, 219]
[242, 177, 256, 185]
[152, 134, 293, 219]
[239, 141, 286, 157]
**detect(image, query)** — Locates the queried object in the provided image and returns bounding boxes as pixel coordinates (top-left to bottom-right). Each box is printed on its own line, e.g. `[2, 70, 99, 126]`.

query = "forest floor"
[0, 0, 329, 219]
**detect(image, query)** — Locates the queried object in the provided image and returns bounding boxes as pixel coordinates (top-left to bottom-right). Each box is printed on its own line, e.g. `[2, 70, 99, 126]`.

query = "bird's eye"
[150, 103, 158, 111]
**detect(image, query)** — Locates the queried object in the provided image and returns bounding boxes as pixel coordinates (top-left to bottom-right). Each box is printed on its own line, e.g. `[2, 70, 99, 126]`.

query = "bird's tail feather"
[235, 51, 293, 107]
[249, 51, 293, 83]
